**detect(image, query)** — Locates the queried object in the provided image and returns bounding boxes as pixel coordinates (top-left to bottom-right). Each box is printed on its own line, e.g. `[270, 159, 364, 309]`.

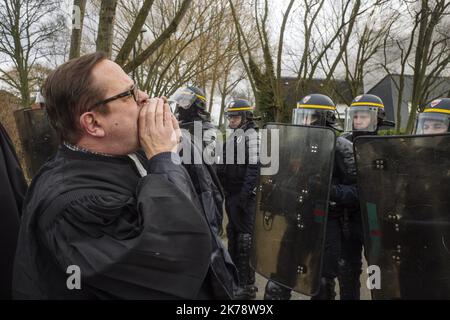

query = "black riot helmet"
[292, 94, 340, 130]
[168, 86, 211, 123]
[224, 99, 255, 128]
[415, 98, 450, 135]
[345, 94, 386, 133]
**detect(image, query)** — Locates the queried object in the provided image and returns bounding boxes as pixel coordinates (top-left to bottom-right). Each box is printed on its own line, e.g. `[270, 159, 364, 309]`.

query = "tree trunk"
[96, 0, 118, 58]
[219, 91, 227, 128]
[123, 0, 193, 73]
[209, 67, 218, 113]
[274, 0, 295, 122]
[115, 0, 155, 66]
[19, 69, 31, 107]
[395, 75, 405, 134]
[324, 0, 361, 84]
[69, 0, 87, 59]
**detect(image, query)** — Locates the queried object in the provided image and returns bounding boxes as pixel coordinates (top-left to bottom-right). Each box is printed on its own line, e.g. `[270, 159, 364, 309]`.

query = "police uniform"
[264, 94, 359, 300]
[219, 99, 260, 299]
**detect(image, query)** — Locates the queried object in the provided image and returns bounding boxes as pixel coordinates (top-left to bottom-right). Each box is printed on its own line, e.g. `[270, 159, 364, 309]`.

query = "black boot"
[338, 259, 362, 300]
[311, 277, 336, 300]
[233, 233, 257, 300]
[264, 280, 292, 300]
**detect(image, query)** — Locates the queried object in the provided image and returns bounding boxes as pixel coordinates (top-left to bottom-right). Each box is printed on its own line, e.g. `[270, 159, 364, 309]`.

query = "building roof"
[280, 77, 355, 106]
[368, 73, 450, 93]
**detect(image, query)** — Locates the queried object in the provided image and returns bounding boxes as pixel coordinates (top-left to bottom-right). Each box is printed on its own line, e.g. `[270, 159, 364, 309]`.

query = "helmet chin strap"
[380, 119, 395, 127]
[176, 104, 211, 123]
[239, 117, 249, 128]
[330, 124, 344, 132]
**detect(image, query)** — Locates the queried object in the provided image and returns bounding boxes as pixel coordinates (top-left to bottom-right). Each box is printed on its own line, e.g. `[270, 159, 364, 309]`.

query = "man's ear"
[79, 112, 106, 137]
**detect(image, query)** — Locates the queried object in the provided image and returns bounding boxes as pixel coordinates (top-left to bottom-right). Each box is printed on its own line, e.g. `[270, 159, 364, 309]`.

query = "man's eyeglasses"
[91, 84, 139, 110]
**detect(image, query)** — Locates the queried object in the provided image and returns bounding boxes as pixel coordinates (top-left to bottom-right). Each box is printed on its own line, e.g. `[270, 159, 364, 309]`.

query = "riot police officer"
[338, 94, 389, 299]
[169, 86, 217, 149]
[169, 86, 224, 235]
[264, 94, 359, 300]
[219, 99, 260, 299]
[352, 98, 449, 299]
[415, 98, 450, 134]
[344, 94, 388, 136]
[401, 98, 450, 298]
[167, 86, 241, 299]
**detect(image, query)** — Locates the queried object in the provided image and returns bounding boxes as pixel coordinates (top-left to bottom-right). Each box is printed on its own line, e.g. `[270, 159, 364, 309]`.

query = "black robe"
[0, 122, 27, 299]
[13, 145, 213, 299]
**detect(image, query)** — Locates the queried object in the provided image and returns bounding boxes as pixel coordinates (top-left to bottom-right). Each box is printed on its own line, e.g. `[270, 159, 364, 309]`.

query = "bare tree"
[290, 0, 326, 83]
[406, 0, 450, 132]
[379, 0, 450, 133]
[72, 0, 193, 74]
[121, 0, 193, 73]
[127, 0, 226, 96]
[0, 0, 65, 106]
[379, 1, 418, 132]
[114, 0, 155, 66]
[112, 0, 246, 128]
[229, 0, 295, 122]
[337, 1, 398, 104]
[287, 1, 363, 89]
[96, 0, 118, 57]
[321, 0, 362, 85]
[217, 61, 246, 126]
[274, 0, 370, 110]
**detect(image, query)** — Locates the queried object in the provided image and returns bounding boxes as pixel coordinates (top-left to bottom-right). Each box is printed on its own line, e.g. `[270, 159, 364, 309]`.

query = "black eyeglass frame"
[90, 84, 139, 110]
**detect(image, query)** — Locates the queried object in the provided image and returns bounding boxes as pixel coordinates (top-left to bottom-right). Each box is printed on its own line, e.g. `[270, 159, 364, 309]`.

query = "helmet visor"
[415, 112, 449, 135]
[225, 109, 242, 117]
[168, 88, 197, 111]
[292, 108, 327, 127]
[345, 106, 379, 132]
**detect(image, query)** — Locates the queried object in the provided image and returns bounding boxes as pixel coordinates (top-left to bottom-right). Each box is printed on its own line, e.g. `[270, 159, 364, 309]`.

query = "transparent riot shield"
[14, 108, 58, 178]
[354, 133, 450, 299]
[251, 124, 336, 296]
